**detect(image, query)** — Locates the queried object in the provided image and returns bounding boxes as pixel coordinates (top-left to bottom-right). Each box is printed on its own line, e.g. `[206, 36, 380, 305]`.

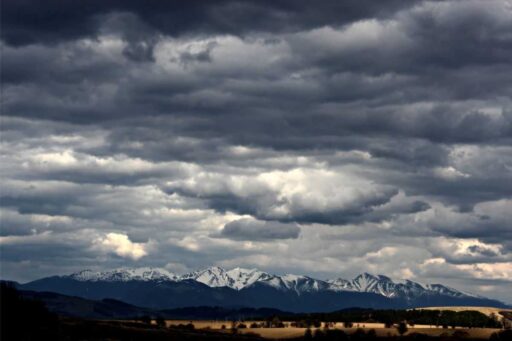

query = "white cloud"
[94, 232, 148, 260]
[433, 166, 470, 180]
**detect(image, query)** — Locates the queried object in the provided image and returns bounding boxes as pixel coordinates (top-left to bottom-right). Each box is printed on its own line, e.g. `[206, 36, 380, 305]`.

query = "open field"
[419, 306, 512, 319]
[236, 327, 502, 339]
[165, 320, 503, 339]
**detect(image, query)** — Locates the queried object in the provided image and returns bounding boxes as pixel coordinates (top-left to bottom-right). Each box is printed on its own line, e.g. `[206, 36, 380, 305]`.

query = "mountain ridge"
[60, 266, 479, 299]
[16, 266, 507, 312]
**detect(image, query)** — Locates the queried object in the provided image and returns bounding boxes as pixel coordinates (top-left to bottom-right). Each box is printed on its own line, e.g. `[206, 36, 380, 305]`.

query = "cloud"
[218, 218, 300, 241]
[426, 200, 512, 247]
[165, 168, 399, 224]
[93, 233, 148, 260]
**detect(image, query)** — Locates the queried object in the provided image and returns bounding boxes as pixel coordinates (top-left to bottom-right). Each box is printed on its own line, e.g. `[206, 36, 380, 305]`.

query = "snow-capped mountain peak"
[352, 272, 379, 291]
[327, 277, 354, 291]
[68, 267, 177, 282]
[225, 267, 273, 290]
[181, 266, 233, 288]
[425, 283, 479, 298]
[63, 267, 480, 300]
[181, 266, 274, 290]
[327, 273, 467, 299]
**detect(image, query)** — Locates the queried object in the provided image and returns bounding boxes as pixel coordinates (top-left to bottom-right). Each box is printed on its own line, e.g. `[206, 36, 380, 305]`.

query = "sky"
[0, 0, 511, 303]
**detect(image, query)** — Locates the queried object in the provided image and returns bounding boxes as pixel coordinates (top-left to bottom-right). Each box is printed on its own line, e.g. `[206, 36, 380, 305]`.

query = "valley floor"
[165, 320, 504, 339]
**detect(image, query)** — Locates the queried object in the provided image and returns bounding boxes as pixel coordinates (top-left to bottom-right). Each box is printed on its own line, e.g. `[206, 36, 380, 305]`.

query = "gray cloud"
[218, 218, 300, 240]
[1, 0, 420, 46]
[164, 168, 402, 225]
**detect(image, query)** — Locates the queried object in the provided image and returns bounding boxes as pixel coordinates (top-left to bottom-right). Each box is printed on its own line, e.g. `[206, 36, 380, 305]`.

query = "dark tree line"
[1, 282, 60, 341]
[280, 308, 503, 329]
[303, 328, 512, 341]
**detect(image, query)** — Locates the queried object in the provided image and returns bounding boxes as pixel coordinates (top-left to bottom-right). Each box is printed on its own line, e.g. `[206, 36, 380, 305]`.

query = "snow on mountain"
[226, 267, 273, 290]
[425, 283, 480, 298]
[179, 266, 276, 290]
[326, 273, 474, 299]
[328, 273, 430, 298]
[181, 266, 236, 288]
[279, 274, 330, 294]
[327, 278, 354, 291]
[65, 266, 478, 300]
[68, 267, 177, 282]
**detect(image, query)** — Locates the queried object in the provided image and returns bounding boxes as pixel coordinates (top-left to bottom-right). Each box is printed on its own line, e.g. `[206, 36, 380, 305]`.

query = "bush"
[452, 330, 469, 338]
[367, 329, 377, 339]
[324, 329, 348, 340]
[237, 323, 247, 329]
[293, 320, 310, 328]
[351, 328, 366, 340]
[343, 321, 353, 328]
[169, 322, 195, 330]
[313, 329, 325, 339]
[396, 321, 408, 336]
[304, 328, 313, 340]
[490, 330, 512, 341]
[407, 332, 430, 340]
[250, 322, 260, 328]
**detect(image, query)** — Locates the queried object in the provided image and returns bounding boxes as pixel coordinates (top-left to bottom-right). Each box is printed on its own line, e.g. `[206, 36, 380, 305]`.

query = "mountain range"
[16, 266, 507, 312]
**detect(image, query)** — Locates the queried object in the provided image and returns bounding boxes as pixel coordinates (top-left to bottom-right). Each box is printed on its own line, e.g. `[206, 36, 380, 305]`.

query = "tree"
[139, 315, 151, 325]
[397, 321, 408, 336]
[343, 321, 353, 328]
[155, 316, 166, 327]
[502, 317, 512, 330]
[272, 316, 282, 327]
[230, 320, 238, 334]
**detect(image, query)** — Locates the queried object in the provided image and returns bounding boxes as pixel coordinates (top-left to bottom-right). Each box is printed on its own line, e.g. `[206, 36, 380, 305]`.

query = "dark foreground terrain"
[1, 283, 511, 340]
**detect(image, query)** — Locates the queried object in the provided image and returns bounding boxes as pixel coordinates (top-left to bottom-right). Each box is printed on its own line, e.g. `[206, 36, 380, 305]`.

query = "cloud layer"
[1, 0, 511, 302]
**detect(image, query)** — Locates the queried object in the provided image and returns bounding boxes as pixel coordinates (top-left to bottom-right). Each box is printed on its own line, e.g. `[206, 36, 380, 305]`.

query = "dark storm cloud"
[467, 245, 500, 258]
[1, 0, 512, 302]
[218, 218, 300, 240]
[1, 0, 419, 46]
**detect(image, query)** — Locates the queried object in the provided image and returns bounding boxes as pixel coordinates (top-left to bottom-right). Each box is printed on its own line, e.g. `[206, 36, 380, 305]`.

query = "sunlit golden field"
[165, 320, 504, 339]
[418, 306, 512, 319]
